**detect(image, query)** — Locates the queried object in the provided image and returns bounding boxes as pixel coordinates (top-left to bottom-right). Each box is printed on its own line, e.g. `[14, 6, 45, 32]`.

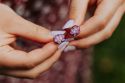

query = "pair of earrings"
[51, 20, 80, 51]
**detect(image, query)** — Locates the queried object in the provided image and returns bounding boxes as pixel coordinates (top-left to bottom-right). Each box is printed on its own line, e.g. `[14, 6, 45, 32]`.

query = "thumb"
[4, 15, 53, 43]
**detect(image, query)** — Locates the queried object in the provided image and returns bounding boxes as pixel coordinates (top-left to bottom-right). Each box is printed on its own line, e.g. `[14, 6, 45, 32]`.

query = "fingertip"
[63, 19, 75, 29]
[45, 42, 58, 50]
[44, 34, 53, 42]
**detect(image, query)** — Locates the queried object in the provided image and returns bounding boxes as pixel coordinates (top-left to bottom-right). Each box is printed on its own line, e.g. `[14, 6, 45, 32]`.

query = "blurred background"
[93, 15, 125, 83]
[0, 0, 125, 83]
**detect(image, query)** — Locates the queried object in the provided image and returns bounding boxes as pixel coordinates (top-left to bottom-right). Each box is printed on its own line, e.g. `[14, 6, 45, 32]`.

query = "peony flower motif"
[54, 34, 65, 44]
[53, 25, 80, 44]
[53, 19, 80, 44]
[70, 25, 80, 37]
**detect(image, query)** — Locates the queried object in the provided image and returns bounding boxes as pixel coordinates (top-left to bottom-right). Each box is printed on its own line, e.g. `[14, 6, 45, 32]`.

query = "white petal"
[58, 42, 69, 50]
[63, 19, 75, 29]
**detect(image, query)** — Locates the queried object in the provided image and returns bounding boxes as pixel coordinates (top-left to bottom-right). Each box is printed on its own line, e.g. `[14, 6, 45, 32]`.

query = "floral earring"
[53, 20, 80, 44]
[51, 20, 80, 51]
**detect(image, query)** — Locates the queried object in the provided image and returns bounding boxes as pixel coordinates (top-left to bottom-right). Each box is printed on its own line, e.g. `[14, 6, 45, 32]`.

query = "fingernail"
[58, 42, 69, 51]
[64, 45, 76, 52]
[50, 31, 65, 37]
[63, 19, 75, 29]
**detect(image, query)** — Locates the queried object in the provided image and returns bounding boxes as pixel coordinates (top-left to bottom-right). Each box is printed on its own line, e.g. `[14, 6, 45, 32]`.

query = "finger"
[0, 42, 68, 78]
[3, 14, 53, 43]
[69, 0, 89, 25]
[63, 19, 75, 29]
[0, 43, 58, 69]
[70, 3, 125, 48]
[78, 0, 123, 38]
[50, 31, 65, 37]
[0, 30, 16, 46]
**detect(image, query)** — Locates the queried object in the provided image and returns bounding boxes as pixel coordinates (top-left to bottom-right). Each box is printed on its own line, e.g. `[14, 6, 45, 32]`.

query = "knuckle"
[94, 16, 107, 28]
[104, 31, 113, 39]
[23, 62, 36, 69]
[100, 20, 107, 27]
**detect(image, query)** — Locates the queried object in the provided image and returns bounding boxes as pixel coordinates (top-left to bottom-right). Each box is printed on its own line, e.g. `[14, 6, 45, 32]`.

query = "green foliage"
[93, 15, 125, 83]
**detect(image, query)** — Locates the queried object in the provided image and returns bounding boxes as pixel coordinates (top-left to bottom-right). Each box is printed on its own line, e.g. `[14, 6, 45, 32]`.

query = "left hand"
[69, 0, 125, 48]
[0, 4, 67, 78]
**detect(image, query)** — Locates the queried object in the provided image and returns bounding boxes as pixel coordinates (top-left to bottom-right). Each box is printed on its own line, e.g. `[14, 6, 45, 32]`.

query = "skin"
[0, 0, 125, 79]
[69, 0, 125, 48]
[0, 4, 65, 78]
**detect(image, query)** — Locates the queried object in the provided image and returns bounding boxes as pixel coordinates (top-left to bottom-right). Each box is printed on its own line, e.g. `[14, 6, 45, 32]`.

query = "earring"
[54, 24, 80, 44]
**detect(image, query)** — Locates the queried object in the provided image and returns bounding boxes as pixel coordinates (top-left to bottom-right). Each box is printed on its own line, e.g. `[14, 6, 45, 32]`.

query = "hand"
[69, 0, 125, 48]
[0, 4, 67, 78]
